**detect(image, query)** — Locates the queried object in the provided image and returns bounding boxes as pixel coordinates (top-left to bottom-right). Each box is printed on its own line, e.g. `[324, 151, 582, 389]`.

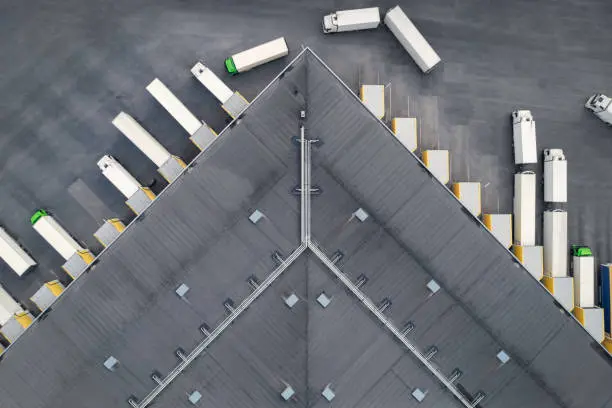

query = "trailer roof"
[0, 49, 610, 408]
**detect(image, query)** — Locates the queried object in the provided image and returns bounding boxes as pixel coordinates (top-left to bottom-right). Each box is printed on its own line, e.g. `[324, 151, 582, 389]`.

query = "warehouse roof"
[0, 49, 610, 408]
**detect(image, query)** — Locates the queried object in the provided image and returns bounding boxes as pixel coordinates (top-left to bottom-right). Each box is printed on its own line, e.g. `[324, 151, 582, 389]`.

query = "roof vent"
[188, 390, 202, 405]
[355, 274, 368, 288]
[448, 368, 462, 383]
[200, 322, 211, 336]
[322, 384, 336, 401]
[472, 391, 486, 405]
[426, 279, 440, 295]
[284, 293, 299, 308]
[317, 292, 332, 308]
[377, 297, 392, 313]
[281, 385, 295, 401]
[496, 350, 510, 364]
[175, 283, 190, 298]
[330, 250, 344, 264]
[103, 356, 119, 372]
[223, 298, 235, 314]
[247, 275, 260, 290]
[353, 208, 369, 222]
[412, 388, 427, 402]
[401, 321, 415, 336]
[175, 348, 187, 361]
[249, 209, 264, 224]
[424, 346, 438, 360]
[151, 371, 163, 385]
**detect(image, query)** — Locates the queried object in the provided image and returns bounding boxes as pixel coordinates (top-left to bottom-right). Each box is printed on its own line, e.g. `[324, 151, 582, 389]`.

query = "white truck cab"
[585, 93, 612, 125]
[512, 110, 537, 165]
[322, 7, 380, 33]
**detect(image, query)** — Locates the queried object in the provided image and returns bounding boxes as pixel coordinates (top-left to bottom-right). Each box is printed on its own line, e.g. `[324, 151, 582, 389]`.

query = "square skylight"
[176, 283, 190, 297]
[249, 209, 264, 224]
[317, 292, 331, 308]
[354, 208, 369, 222]
[322, 384, 335, 401]
[497, 350, 510, 364]
[426, 279, 440, 294]
[281, 385, 295, 401]
[412, 388, 426, 402]
[284, 293, 299, 308]
[103, 356, 119, 372]
[188, 390, 202, 405]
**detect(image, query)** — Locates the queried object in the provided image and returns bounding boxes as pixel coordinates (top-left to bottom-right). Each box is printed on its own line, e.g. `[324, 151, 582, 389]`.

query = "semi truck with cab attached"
[384, 6, 441, 73]
[322, 7, 380, 33]
[585, 93, 612, 125]
[225, 37, 288, 75]
[512, 110, 537, 165]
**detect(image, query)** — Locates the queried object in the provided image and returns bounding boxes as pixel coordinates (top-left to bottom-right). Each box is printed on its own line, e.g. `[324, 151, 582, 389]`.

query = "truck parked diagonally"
[322, 7, 380, 33]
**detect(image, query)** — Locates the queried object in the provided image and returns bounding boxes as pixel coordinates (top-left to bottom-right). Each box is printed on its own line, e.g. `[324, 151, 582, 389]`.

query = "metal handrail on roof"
[308, 240, 477, 408]
[135, 243, 307, 408]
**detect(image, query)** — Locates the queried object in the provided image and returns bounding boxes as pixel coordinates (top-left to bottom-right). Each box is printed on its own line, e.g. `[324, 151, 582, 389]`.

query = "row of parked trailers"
[509, 110, 612, 346]
[0, 51, 268, 346]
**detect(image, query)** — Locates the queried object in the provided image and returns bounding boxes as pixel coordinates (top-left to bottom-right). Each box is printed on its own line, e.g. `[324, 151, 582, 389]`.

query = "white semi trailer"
[422, 150, 449, 185]
[322, 7, 380, 33]
[384, 6, 441, 73]
[585, 93, 612, 125]
[97, 155, 156, 215]
[191, 62, 249, 119]
[112, 112, 186, 183]
[225, 37, 289, 74]
[543, 210, 568, 277]
[572, 246, 595, 308]
[30, 210, 94, 279]
[452, 182, 481, 217]
[0, 284, 23, 325]
[512, 110, 537, 165]
[146, 78, 202, 136]
[145, 78, 217, 152]
[360, 85, 385, 119]
[543, 149, 567, 203]
[391, 117, 417, 152]
[513, 171, 536, 246]
[0, 226, 36, 276]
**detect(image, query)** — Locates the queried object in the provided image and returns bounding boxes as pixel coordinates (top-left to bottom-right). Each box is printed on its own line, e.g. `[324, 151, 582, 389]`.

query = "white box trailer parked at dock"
[112, 112, 186, 183]
[0, 226, 36, 276]
[512, 110, 537, 165]
[146, 78, 202, 136]
[0, 311, 33, 343]
[30, 280, 65, 311]
[513, 171, 536, 246]
[191, 62, 249, 119]
[31, 210, 95, 279]
[484, 214, 512, 249]
[322, 7, 380, 33]
[225, 37, 289, 75]
[572, 246, 595, 308]
[422, 150, 449, 185]
[384, 6, 441, 73]
[543, 149, 567, 203]
[97, 155, 156, 215]
[543, 210, 568, 277]
[585, 93, 612, 125]
[97, 155, 142, 199]
[391, 117, 417, 152]
[0, 284, 23, 325]
[512, 245, 543, 280]
[452, 182, 481, 217]
[360, 85, 385, 119]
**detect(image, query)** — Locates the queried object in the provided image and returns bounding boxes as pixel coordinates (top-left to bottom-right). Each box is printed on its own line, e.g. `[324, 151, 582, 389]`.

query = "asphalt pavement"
[0, 0, 611, 310]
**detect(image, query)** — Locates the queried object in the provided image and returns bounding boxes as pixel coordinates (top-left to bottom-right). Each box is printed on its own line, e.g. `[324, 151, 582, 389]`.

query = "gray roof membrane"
[0, 49, 609, 408]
